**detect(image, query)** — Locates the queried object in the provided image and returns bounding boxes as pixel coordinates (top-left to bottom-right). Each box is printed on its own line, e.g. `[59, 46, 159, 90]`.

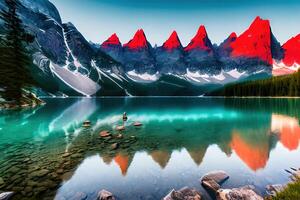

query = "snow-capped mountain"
[1, 0, 299, 96]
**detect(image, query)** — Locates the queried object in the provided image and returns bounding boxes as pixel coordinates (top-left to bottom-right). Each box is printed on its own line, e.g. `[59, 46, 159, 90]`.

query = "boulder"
[163, 187, 202, 200]
[202, 179, 220, 193]
[201, 170, 229, 185]
[216, 185, 263, 200]
[0, 192, 14, 200]
[97, 190, 115, 200]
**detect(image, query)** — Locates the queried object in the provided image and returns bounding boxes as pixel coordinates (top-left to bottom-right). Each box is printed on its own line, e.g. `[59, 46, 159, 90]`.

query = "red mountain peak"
[124, 29, 148, 49]
[101, 33, 121, 47]
[282, 34, 300, 66]
[229, 32, 237, 39]
[185, 25, 211, 51]
[163, 30, 182, 50]
[230, 16, 273, 64]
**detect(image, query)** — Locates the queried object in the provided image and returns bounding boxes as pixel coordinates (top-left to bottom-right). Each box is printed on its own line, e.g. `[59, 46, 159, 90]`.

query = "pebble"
[133, 122, 143, 127]
[100, 131, 111, 137]
[30, 169, 49, 178]
[111, 143, 119, 150]
[116, 125, 125, 131]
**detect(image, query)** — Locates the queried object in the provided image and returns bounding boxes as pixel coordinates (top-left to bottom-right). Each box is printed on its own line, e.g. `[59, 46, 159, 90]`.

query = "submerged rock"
[216, 185, 263, 200]
[201, 170, 229, 185]
[133, 122, 143, 127]
[100, 131, 111, 137]
[97, 190, 115, 200]
[163, 187, 202, 200]
[30, 169, 49, 178]
[0, 177, 4, 185]
[116, 125, 125, 131]
[72, 192, 87, 200]
[0, 192, 14, 200]
[111, 143, 119, 150]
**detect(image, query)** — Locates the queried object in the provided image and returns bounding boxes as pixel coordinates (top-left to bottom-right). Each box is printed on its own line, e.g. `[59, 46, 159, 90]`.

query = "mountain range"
[0, 0, 299, 96]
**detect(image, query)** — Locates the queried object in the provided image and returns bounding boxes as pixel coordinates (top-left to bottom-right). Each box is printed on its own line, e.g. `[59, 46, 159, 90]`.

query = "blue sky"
[50, 0, 300, 46]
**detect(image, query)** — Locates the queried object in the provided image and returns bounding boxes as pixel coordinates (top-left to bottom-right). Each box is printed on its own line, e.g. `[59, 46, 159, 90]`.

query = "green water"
[0, 97, 300, 200]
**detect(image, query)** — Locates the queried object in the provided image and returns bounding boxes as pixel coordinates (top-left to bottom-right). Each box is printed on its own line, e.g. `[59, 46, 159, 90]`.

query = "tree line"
[211, 70, 300, 97]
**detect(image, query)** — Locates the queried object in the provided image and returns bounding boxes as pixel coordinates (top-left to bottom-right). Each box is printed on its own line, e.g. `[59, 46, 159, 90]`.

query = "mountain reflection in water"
[0, 98, 300, 200]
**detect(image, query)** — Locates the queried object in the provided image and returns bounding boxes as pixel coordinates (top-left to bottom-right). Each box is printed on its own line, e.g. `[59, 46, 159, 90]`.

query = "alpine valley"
[1, 0, 300, 96]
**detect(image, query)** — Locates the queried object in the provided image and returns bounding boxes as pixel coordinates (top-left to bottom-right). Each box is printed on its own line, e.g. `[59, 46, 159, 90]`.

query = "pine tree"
[0, 0, 35, 104]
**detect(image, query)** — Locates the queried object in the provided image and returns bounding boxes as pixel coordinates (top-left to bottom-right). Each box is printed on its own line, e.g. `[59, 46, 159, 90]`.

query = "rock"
[116, 133, 123, 139]
[201, 170, 229, 185]
[111, 143, 118, 150]
[62, 152, 71, 158]
[133, 122, 142, 127]
[57, 169, 64, 174]
[285, 167, 300, 181]
[72, 192, 87, 200]
[100, 131, 111, 137]
[202, 179, 220, 193]
[266, 184, 287, 197]
[163, 187, 201, 200]
[116, 125, 125, 131]
[216, 185, 263, 200]
[0, 191, 14, 200]
[30, 169, 49, 178]
[62, 171, 73, 181]
[97, 190, 115, 200]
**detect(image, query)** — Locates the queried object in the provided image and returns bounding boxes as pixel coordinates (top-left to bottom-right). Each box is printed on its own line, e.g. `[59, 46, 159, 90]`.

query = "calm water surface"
[0, 98, 300, 200]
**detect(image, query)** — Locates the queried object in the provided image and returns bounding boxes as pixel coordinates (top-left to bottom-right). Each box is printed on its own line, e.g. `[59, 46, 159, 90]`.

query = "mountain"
[100, 33, 123, 63]
[155, 31, 186, 74]
[1, 0, 299, 97]
[123, 29, 156, 74]
[282, 34, 300, 66]
[218, 32, 237, 57]
[228, 16, 282, 72]
[184, 25, 221, 74]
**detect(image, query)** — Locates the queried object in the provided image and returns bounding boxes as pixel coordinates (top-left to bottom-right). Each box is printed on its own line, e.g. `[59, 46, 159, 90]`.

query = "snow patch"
[273, 60, 300, 76]
[50, 62, 100, 96]
[127, 71, 159, 82]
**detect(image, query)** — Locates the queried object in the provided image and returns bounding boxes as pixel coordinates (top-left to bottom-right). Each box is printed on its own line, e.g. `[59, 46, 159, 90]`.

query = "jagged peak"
[229, 32, 237, 39]
[163, 31, 182, 50]
[124, 29, 148, 49]
[101, 33, 121, 47]
[184, 25, 212, 51]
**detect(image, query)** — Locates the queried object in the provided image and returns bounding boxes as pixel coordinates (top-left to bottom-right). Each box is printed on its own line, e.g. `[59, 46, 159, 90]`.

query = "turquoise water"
[0, 98, 300, 199]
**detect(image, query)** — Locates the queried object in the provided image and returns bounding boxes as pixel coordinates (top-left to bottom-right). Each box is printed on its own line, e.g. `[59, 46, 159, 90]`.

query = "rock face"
[163, 187, 202, 200]
[216, 185, 263, 200]
[123, 29, 156, 74]
[282, 34, 300, 66]
[184, 26, 220, 74]
[101, 33, 123, 63]
[155, 31, 186, 74]
[230, 16, 282, 65]
[97, 190, 116, 200]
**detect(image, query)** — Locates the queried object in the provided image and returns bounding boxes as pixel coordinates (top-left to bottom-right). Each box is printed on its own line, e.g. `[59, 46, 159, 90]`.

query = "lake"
[0, 97, 300, 200]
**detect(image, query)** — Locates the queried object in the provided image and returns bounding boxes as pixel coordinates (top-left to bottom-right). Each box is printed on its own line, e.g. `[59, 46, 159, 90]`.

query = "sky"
[49, 0, 300, 46]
